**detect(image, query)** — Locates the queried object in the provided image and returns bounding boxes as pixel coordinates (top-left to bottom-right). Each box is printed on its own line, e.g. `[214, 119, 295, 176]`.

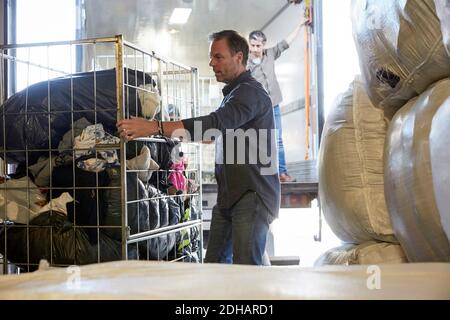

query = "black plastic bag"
[102, 167, 151, 241]
[0, 68, 152, 165]
[159, 195, 169, 228]
[51, 160, 110, 244]
[168, 197, 181, 226]
[0, 211, 122, 270]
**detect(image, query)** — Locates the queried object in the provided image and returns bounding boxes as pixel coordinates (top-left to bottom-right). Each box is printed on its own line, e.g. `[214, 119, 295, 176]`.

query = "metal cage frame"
[0, 35, 203, 274]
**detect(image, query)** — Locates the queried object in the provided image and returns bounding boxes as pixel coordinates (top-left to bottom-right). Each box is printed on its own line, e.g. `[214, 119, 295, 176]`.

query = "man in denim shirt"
[247, 17, 307, 183]
[117, 30, 280, 265]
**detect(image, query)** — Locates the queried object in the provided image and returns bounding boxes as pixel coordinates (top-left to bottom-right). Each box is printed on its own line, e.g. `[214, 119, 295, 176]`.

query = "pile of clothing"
[0, 69, 200, 271]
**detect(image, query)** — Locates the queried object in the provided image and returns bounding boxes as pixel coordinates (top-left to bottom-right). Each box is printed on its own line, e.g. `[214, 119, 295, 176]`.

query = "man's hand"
[299, 14, 308, 27]
[116, 116, 157, 141]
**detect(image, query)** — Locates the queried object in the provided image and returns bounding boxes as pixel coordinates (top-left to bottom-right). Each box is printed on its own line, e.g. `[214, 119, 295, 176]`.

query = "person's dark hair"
[249, 30, 267, 43]
[209, 30, 249, 66]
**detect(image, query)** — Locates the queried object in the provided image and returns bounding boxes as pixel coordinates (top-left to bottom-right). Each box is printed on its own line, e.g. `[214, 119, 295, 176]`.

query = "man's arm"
[117, 84, 260, 143]
[117, 117, 189, 141]
[285, 16, 308, 46]
[116, 115, 217, 143]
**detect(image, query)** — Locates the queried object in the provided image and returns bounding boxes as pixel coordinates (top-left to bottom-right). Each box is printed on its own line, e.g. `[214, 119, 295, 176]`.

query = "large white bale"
[430, 96, 450, 245]
[314, 242, 408, 266]
[352, 0, 450, 118]
[384, 78, 450, 262]
[435, 0, 450, 55]
[319, 77, 396, 244]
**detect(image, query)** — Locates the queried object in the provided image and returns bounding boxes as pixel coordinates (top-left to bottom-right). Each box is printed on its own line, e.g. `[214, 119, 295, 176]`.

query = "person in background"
[247, 16, 307, 183]
[117, 30, 280, 265]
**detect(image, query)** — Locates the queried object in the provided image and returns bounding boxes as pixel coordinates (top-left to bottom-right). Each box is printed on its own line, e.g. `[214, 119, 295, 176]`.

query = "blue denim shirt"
[182, 71, 280, 218]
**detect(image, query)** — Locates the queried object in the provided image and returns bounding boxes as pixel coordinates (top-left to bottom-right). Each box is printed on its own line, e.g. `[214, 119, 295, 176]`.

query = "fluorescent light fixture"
[169, 8, 192, 24]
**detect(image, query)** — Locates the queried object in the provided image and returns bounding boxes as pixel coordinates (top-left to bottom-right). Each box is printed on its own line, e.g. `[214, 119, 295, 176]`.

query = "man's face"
[209, 39, 244, 83]
[249, 38, 265, 59]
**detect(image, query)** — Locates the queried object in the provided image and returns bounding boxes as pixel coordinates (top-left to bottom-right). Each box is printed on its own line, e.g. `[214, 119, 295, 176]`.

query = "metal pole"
[0, 36, 119, 50]
[314, 0, 324, 148]
[157, 58, 163, 121]
[313, 0, 324, 241]
[191, 67, 204, 262]
[115, 34, 128, 260]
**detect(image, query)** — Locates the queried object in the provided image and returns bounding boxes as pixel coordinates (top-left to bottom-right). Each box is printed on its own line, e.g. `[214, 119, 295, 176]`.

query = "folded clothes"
[74, 123, 120, 165]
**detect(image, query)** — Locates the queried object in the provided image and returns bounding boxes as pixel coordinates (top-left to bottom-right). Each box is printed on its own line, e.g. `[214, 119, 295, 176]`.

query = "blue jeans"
[273, 105, 287, 175]
[204, 192, 271, 265]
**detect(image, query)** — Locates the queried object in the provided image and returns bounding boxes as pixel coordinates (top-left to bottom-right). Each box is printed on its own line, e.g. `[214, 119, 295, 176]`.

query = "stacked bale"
[319, 78, 393, 243]
[434, 0, 450, 55]
[351, 0, 450, 118]
[318, 77, 406, 265]
[318, 0, 450, 264]
[315, 242, 407, 266]
[351, 0, 450, 262]
[384, 78, 450, 261]
[429, 94, 450, 245]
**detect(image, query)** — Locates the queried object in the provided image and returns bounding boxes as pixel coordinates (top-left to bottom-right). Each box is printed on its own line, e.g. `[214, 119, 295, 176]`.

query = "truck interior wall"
[262, 5, 309, 164]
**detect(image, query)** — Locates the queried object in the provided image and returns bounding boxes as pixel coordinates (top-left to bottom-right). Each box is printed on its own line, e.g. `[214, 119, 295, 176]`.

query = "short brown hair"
[209, 30, 249, 66]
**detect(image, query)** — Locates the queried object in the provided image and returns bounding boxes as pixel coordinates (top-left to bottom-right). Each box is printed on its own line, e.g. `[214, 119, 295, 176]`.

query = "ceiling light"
[169, 8, 192, 24]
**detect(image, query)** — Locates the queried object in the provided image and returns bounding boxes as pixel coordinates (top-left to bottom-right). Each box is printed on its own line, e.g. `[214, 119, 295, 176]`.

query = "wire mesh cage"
[0, 35, 202, 273]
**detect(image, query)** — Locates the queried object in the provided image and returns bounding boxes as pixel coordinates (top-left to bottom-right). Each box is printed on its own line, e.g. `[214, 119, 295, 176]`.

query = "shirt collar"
[222, 70, 252, 96]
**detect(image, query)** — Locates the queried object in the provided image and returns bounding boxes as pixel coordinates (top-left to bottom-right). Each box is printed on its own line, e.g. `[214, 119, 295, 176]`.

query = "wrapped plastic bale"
[146, 186, 162, 230]
[430, 96, 450, 245]
[101, 167, 154, 261]
[167, 233, 177, 257]
[181, 250, 200, 263]
[165, 197, 182, 260]
[314, 241, 408, 266]
[318, 77, 396, 244]
[185, 195, 200, 221]
[149, 138, 179, 193]
[102, 167, 151, 241]
[159, 194, 169, 228]
[52, 161, 151, 243]
[149, 239, 173, 262]
[51, 161, 110, 243]
[0, 211, 122, 270]
[149, 193, 171, 260]
[384, 77, 450, 262]
[435, 0, 450, 55]
[176, 202, 201, 261]
[168, 197, 181, 226]
[351, 0, 450, 118]
[189, 226, 201, 254]
[144, 186, 176, 260]
[0, 68, 151, 165]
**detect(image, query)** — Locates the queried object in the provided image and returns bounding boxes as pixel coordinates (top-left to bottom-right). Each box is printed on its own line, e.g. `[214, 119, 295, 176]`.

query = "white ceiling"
[85, 0, 289, 75]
